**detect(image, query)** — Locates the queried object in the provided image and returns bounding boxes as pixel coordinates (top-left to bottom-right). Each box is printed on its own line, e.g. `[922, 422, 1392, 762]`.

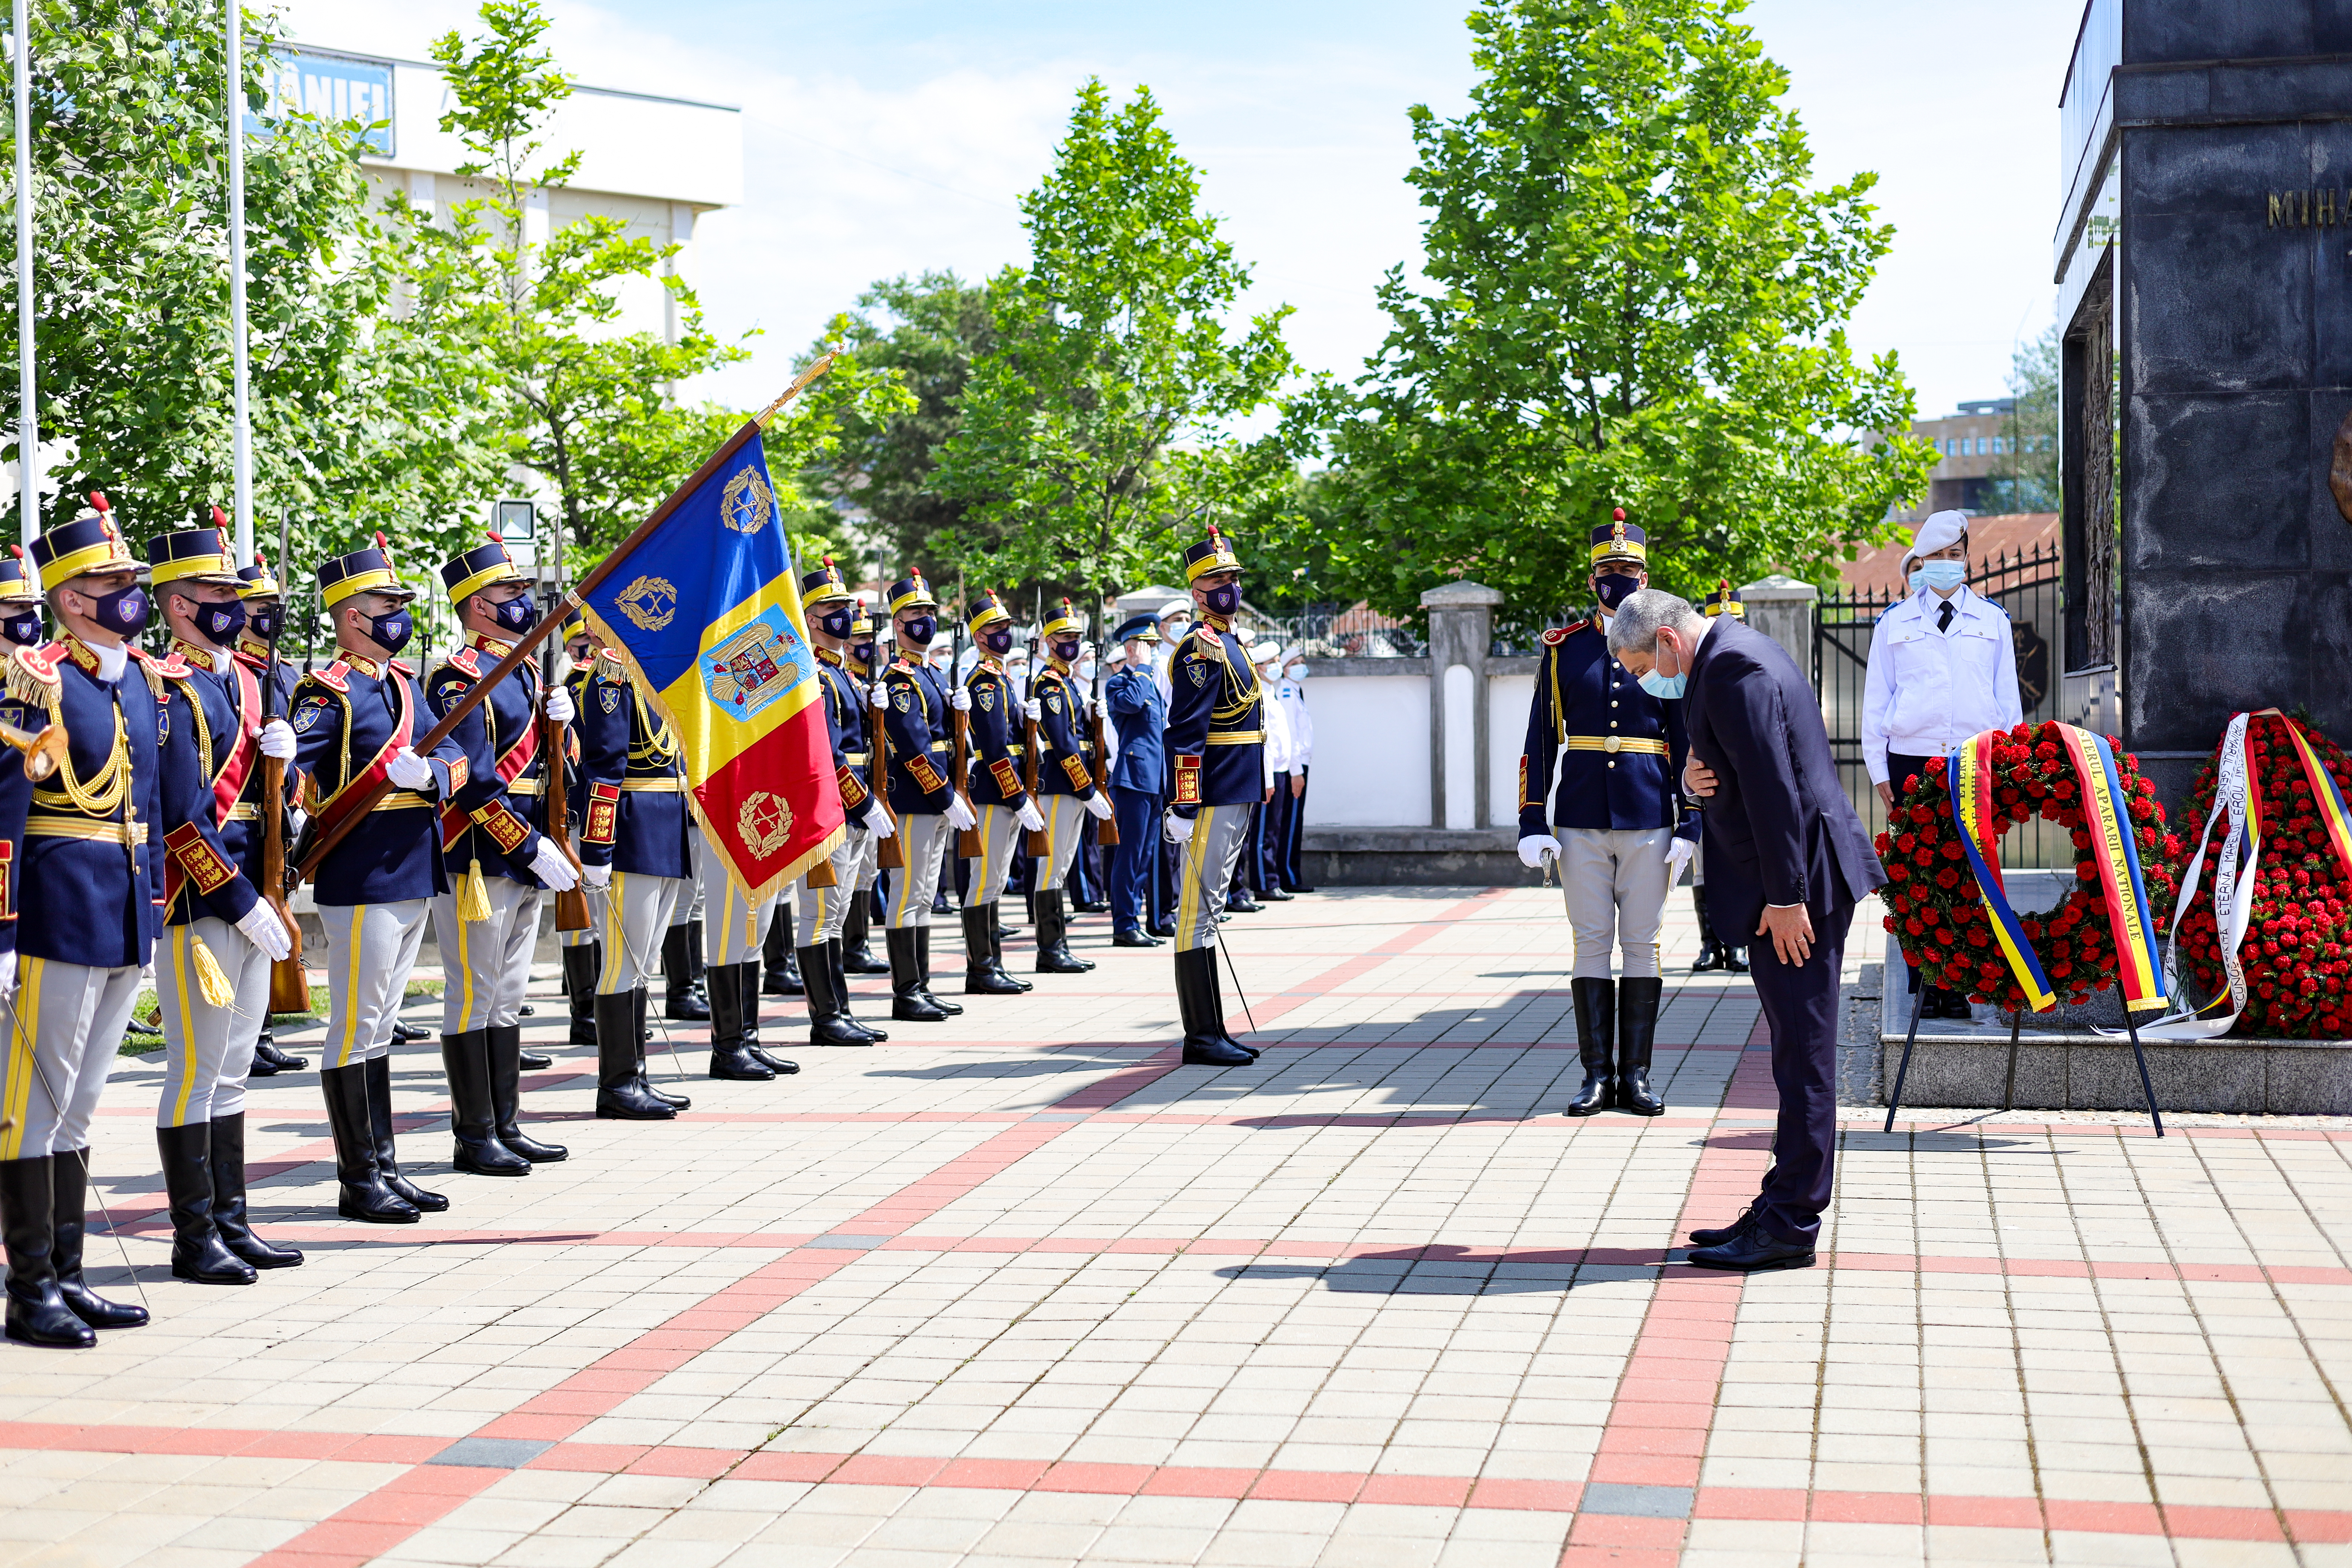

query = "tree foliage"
[1293, 0, 1934, 630]
[932, 80, 1297, 628]
[1984, 323, 2061, 514]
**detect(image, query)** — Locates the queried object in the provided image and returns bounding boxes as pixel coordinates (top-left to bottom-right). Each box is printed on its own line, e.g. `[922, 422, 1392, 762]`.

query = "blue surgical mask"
[816, 605, 854, 639]
[1638, 669, 1687, 700]
[980, 626, 1013, 655]
[1287, 664, 1308, 681]
[246, 604, 282, 642]
[0, 608, 41, 647]
[1911, 560, 1966, 594]
[1200, 583, 1241, 616]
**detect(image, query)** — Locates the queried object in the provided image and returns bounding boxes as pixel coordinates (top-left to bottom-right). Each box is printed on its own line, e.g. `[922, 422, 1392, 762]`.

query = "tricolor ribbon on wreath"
[2131, 709, 2352, 1041]
[1946, 723, 2168, 1017]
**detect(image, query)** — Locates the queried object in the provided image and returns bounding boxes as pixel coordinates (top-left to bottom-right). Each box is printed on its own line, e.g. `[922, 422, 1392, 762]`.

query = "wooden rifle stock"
[262, 751, 311, 1016]
[951, 702, 981, 859]
[1087, 696, 1119, 847]
[870, 674, 904, 870]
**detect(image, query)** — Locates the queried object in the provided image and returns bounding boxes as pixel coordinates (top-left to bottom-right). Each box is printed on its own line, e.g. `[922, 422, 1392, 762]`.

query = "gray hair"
[1606, 589, 1706, 661]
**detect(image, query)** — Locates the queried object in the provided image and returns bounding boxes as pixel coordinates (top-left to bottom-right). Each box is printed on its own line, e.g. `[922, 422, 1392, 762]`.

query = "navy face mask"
[368, 609, 413, 655]
[0, 609, 41, 647]
[899, 615, 936, 646]
[89, 584, 150, 637]
[491, 594, 538, 635]
[1052, 639, 1082, 664]
[194, 599, 248, 646]
[980, 627, 1013, 655]
[816, 605, 855, 639]
[1200, 582, 1241, 616]
[246, 604, 282, 642]
[1594, 572, 1642, 611]
[851, 641, 877, 671]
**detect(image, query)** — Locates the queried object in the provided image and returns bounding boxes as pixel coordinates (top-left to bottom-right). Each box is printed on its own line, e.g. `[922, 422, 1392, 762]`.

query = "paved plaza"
[2, 887, 2348, 1568]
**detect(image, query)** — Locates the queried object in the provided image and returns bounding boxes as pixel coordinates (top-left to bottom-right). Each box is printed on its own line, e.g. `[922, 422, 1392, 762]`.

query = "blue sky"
[305, 0, 2089, 426]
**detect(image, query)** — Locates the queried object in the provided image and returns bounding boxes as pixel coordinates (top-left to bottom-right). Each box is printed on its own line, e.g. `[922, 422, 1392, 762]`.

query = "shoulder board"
[1540, 627, 1574, 646]
[232, 647, 268, 672]
[595, 648, 629, 671]
[5, 642, 62, 707]
[439, 647, 483, 680]
[130, 647, 190, 679]
[308, 661, 351, 694]
[390, 659, 414, 677]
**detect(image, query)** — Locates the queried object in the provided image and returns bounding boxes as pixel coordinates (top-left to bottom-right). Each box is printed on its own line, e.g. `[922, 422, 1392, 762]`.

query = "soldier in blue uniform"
[1163, 528, 1268, 1069]
[1105, 615, 1167, 947]
[1028, 600, 1115, 973]
[956, 588, 1038, 997]
[291, 538, 473, 1223]
[1689, 582, 1751, 976]
[574, 622, 698, 1115]
[1514, 511, 1697, 1117]
[874, 571, 974, 1022]
[839, 612, 892, 977]
[146, 522, 304, 1285]
[231, 550, 313, 1081]
[426, 536, 582, 1173]
[789, 560, 892, 1046]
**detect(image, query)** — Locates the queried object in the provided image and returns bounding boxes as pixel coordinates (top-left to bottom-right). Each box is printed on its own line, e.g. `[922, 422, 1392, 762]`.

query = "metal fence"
[1259, 602, 1427, 660]
[1815, 541, 2067, 867]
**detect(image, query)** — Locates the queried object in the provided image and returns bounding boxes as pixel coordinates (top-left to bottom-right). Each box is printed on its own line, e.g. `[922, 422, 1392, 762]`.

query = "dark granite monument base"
[1302, 827, 1534, 887]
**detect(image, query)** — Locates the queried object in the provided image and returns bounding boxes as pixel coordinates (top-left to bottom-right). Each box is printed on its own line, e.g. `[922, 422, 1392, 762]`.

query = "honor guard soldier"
[1028, 600, 1115, 973]
[873, 571, 975, 1021]
[425, 536, 583, 1174]
[790, 560, 892, 1046]
[231, 549, 314, 1078]
[290, 537, 472, 1223]
[555, 618, 603, 1048]
[1104, 615, 1168, 945]
[694, 724, 798, 1084]
[839, 612, 891, 977]
[1513, 510, 1696, 1117]
[957, 588, 1041, 997]
[145, 522, 304, 1286]
[575, 621, 696, 1118]
[1690, 582, 1750, 976]
[1162, 527, 1266, 1068]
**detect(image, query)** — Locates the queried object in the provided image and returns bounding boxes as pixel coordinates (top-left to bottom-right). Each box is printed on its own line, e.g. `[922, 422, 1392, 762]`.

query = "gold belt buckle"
[1604, 734, 1622, 755]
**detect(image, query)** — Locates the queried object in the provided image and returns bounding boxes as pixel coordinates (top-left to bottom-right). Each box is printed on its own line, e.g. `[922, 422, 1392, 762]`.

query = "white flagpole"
[225, 0, 251, 564]
[12, 0, 34, 550]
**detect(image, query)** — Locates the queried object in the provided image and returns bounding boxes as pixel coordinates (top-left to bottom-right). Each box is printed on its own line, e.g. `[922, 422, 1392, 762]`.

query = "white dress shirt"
[1860, 584, 2023, 784]
[1277, 678, 1312, 769]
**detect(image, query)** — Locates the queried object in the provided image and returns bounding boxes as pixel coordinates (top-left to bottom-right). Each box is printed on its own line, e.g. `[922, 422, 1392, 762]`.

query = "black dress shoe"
[519, 1049, 553, 1070]
[1227, 892, 1261, 914]
[1073, 899, 1109, 914]
[1260, 888, 1294, 902]
[392, 1020, 433, 1044]
[1112, 929, 1163, 948]
[1687, 1209, 1754, 1248]
[518, 1004, 536, 1018]
[1687, 1224, 1815, 1272]
[1147, 921, 1176, 939]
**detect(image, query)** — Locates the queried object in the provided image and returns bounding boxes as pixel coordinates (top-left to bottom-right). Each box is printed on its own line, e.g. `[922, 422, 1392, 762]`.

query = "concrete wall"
[1300, 666, 1431, 828]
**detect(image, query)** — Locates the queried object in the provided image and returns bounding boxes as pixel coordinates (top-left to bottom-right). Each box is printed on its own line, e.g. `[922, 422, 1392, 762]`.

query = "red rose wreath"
[2171, 712, 2352, 1039]
[1877, 720, 2180, 1011]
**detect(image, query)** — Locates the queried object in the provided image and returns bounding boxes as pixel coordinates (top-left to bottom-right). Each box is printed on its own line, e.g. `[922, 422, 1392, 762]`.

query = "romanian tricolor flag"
[579, 420, 844, 901]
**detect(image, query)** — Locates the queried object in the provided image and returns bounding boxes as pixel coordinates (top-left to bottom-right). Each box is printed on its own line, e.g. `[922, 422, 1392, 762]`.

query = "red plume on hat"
[89, 491, 109, 513]
[211, 505, 230, 528]
[1612, 507, 1625, 521]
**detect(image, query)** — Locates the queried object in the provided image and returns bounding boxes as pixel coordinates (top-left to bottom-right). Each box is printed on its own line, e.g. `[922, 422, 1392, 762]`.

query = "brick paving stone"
[11, 887, 2351, 1566]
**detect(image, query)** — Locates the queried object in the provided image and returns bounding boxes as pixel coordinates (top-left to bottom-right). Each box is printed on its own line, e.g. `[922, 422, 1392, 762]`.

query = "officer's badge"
[1187, 660, 1208, 688]
[978, 687, 994, 712]
[893, 689, 910, 712]
[598, 685, 622, 715]
[435, 679, 466, 705]
[1045, 693, 1061, 713]
[293, 700, 328, 732]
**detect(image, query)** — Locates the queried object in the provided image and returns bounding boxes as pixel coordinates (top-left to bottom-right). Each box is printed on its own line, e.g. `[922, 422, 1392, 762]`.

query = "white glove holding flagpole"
[385, 746, 434, 791]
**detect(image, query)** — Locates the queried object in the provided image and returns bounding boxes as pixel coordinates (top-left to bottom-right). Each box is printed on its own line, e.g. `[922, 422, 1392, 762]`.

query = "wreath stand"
[1883, 971, 2165, 1136]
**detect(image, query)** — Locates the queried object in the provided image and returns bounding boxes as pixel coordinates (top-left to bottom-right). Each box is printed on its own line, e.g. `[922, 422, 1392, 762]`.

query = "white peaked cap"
[1254, 642, 1285, 666]
[1902, 510, 1969, 574]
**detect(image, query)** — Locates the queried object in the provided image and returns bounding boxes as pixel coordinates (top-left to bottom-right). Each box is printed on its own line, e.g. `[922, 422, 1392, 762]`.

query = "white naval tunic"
[1860, 585, 2023, 786]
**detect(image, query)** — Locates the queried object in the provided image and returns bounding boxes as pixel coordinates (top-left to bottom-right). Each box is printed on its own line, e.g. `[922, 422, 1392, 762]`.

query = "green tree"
[1986, 324, 2061, 514]
[0, 0, 509, 558]
[1300, 0, 1933, 630]
[931, 80, 1298, 635]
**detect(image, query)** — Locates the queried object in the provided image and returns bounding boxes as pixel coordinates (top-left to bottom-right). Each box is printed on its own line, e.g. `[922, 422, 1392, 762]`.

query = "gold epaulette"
[6, 643, 62, 709]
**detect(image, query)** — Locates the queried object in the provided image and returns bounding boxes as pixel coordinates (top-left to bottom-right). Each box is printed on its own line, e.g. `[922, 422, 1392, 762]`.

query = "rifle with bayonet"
[263, 517, 310, 1014]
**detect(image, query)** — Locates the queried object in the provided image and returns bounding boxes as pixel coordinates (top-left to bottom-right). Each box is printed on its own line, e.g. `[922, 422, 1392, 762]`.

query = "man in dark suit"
[1104, 616, 1168, 946]
[1609, 590, 1885, 1271]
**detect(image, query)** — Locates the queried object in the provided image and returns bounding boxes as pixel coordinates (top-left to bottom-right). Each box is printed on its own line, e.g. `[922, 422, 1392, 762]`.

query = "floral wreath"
[1878, 720, 2180, 1011]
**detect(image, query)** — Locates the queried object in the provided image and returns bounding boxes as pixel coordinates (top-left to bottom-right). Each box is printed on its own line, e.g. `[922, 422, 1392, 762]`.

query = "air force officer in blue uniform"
[1104, 614, 1166, 946]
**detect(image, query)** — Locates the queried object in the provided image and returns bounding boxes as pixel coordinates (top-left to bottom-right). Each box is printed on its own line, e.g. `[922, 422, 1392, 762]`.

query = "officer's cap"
[1182, 525, 1242, 584]
[238, 549, 285, 602]
[1253, 641, 1286, 667]
[1702, 579, 1746, 619]
[0, 545, 38, 603]
[1111, 614, 1161, 645]
[148, 510, 245, 589]
[317, 533, 418, 608]
[440, 530, 528, 605]
[1040, 598, 1086, 641]
[32, 493, 148, 591]
[1157, 598, 1190, 623]
[800, 556, 854, 605]
[966, 588, 1012, 635]
[1590, 507, 1647, 567]
[887, 570, 938, 616]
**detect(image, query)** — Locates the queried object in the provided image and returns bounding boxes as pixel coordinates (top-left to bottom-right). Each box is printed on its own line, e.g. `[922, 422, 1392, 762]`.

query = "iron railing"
[1259, 602, 1427, 660]
[1816, 541, 2067, 867]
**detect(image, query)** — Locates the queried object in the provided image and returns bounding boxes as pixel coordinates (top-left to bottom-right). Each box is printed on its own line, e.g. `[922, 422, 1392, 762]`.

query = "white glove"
[950, 687, 971, 712]
[1164, 812, 1194, 845]
[543, 685, 575, 724]
[0, 949, 16, 999]
[1015, 798, 1046, 833]
[289, 807, 308, 837]
[582, 862, 611, 891]
[1024, 698, 1043, 722]
[1663, 836, 1696, 883]
[528, 837, 580, 892]
[385, 746, 434, 791]
[257, 719, 296, 761]
[945, 794, 977, 832]
[869, 680, 890, 710]
[1083, 792, 1113, 822]
[1517, 833, 1561, 870]
[861, 799, 896, 839]
[235, 901, 294, 962]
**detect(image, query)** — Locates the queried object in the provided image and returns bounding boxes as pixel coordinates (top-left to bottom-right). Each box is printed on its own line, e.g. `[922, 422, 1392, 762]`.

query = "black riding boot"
[915, 926, 963, 1014]
[768, 908, 803, 995]
[1174, 948, 1253, 1066]
[208, 1114, 302, 1268]
[685, 918, 714, 1015]
[889, 928, 950, 1022]
[1034, 891, 1093, 974]
[830, 940, 885, 1041]
[322, 1065, 417, 1223]
[564, 942, 601, 1045]
[764, 908, 794, 995]
[597, 991, 677, 1118]
[663, 926, 709, 1021]
[841, 900, 889, 974]
[156, 1123, 256, 1283]
[367, 1055, 448, 1211]
[802, 945, 873, 1046]
[1691, 888, 1722, 973]
[962, 907, 1026, 995]
[984, 916, 1033, 991]
[632, 989, 691, 1107]
[1, 1157, 91, 1348]
[442, 1030, 531, 1176]
[1565, 978, 1615, 1116]
[490, 1026, 567, 1162]
[707, 961, 775, 1080]
[52, 1149, 149, 1328]
[1615, 977, 1666, 1116]
[743, 960, 802, 1073]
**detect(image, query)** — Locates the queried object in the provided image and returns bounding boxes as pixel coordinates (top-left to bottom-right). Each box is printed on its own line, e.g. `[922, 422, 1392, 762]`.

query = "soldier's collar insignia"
[469, 631, 514, 657]
[340, 651, 384, 678]
[61, 635, 100, 674]
[816, 646, 843, 668]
